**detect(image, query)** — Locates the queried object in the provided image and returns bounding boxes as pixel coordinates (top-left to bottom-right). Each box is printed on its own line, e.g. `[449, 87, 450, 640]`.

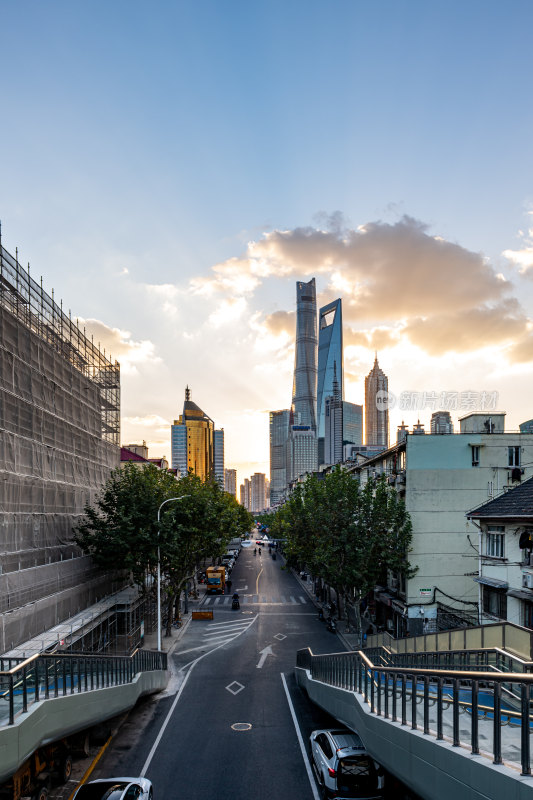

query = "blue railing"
[0, 649, 167, 727]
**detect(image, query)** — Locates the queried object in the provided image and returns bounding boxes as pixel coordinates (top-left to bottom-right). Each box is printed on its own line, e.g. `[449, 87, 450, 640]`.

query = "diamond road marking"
[231, 722, 252, 731]
[274, 633, 287, 641]
[226, 681, 245, 695]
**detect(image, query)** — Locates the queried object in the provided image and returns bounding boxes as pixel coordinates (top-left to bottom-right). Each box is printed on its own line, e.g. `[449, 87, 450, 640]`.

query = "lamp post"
[156, 495, 189, 651]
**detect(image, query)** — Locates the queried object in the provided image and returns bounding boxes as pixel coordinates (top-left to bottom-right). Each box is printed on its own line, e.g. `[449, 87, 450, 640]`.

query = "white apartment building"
[351, 413, 533, 637]
[467, 477, 533, 630]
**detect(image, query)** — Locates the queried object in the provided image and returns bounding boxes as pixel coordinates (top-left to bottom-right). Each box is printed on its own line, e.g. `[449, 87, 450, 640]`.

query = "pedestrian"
[226, 578, 232, 594]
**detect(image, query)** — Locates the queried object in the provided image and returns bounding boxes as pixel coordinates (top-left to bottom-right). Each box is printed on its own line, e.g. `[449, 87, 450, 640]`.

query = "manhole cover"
[231, 722, 252, 731]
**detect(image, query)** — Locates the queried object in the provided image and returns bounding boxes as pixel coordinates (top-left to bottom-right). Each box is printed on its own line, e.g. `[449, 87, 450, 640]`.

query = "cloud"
[123, 414, 170, 428]
[208, 296, 247, 327]
[77, 318, 158, 372]
[503, 218, 533, 275]
[262, 310, 295, 337]
[190, 213, 533, 363]
[403, 300, 528, 355]
[344, 325, 401, 350]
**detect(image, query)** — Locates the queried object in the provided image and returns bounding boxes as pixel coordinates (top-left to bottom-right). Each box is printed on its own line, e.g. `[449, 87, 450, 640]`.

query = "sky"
[2, 0, 533, 485]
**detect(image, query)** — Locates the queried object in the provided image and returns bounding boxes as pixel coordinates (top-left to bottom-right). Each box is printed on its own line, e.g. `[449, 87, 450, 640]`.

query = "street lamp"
[156, 495, 190, 651]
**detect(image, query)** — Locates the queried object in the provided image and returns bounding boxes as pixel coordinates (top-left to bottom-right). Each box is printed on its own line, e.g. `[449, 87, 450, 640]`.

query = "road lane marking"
[226, 681, 245, 695]
[256, 645, 274, 668]
[256, 567, 263, 594]
[280, 673, 321, 800]
[140, 614, 259, 778]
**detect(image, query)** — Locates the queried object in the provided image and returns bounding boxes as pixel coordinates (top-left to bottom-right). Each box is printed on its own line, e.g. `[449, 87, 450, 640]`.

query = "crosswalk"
[203, 594, 308, 606]
[200, 616, 257, 647]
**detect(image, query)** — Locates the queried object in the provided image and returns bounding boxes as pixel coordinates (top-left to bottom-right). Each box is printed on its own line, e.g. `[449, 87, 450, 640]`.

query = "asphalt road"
[91, 548, 418, 799]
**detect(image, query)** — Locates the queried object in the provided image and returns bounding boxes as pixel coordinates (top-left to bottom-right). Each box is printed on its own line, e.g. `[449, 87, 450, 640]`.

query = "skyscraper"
[317, 298, 343, 464]
[269, 409, 290, 506]
[292, 278, 318, 430]
[171, 387, 214, 480]
[289, 279, 318, 479]
[224, 468, 237, 496]
[365, 356, 389, 448]
[431, 411, 454, 434]
[251, 472, 267, 513]
[214, 428, 224, 487]
[324, 362, 343, 465]
[342, 401, 363, 449]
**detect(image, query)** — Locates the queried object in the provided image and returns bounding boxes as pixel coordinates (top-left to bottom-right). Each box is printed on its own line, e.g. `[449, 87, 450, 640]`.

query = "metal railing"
[366, 620, 533, 661]
[0, 649, 167, 727]
[297, 647, 533, 776]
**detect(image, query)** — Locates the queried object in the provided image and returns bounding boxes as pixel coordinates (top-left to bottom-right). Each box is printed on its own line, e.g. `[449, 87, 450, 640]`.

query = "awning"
[473, 576, 508, 589]
[507, 588, 533, 602]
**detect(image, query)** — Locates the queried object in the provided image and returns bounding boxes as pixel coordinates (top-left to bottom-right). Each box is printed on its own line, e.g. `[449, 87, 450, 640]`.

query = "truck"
[206, 566, 226, 594]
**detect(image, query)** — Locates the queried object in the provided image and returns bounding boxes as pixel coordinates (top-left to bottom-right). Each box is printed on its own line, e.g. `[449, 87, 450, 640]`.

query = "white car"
[310, 729, 384, 799]
[73, 779, 153, 800]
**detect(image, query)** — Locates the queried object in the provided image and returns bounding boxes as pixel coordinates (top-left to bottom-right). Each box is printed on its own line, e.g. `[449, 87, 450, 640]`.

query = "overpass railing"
[0, 649, 167, 727]
[297, 647, 532, 776]
[366, 621, 533, 661]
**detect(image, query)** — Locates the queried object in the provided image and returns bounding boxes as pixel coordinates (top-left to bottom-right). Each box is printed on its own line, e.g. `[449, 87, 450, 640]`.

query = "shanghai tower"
[291, 278, 318, 430]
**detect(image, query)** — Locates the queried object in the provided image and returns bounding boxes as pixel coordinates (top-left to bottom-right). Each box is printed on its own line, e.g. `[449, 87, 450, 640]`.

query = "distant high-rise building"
[251, 472, 267, 513]
[224, 468, 237, 496]
[288, 425, 318, 482]
[290, 278, 318, 479]
[171, 387, 214, 481]
[365, 356, 389, 448]
[324, 363, 343, 465]
[343, 401, 363, 449]
[431, 411, 454, 434]
[317, 299, 343, 464]
[269, 409, 290, 506]
[292, 278, 318, 431]
[214, 429, 224, 486]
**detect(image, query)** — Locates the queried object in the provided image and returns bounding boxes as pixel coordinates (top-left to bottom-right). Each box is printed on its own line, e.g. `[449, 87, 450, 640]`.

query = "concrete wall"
[296, 666, 533, 800]
[0, 669, 167, 782]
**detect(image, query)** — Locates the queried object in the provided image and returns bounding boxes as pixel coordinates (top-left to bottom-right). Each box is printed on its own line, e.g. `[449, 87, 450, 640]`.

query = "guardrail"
[0, 649, 167, 727]
[296, 647, 533, 776]
[366, 620, 533, 661]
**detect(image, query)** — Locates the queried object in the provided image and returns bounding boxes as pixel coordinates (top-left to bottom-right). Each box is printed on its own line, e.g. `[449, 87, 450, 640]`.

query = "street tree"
[75, 464, 254, 637]
[271, 468, 415, 628]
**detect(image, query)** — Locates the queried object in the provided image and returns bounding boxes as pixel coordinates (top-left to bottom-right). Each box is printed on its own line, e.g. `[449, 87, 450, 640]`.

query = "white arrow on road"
[256, 645, 274, 669]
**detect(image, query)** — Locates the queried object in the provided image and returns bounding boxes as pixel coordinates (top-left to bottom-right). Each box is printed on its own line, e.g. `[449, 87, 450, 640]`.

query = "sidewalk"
[290, 568, 362, 652]
[142, 582, 209, 654]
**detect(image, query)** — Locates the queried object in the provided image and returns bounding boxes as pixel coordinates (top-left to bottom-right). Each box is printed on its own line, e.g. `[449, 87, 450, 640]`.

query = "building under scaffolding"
[0, 237, 124, 654]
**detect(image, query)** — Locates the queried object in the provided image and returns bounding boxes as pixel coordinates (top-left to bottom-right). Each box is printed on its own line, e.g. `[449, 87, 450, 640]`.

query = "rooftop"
[468, 476, 533, 519]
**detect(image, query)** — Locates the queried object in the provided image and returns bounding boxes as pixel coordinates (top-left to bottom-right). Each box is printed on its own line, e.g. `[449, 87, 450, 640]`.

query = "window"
[524, 602, 533, 630]
[482, 587, 507, 619]
[485, 526, 505, 558]
[509, 446, 521, 467]
[471, 446, 480, 467]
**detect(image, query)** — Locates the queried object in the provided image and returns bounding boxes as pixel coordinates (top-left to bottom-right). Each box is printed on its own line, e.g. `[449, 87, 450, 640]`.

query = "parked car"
[310, 729, 384, 799]
[73, 779, 153, 800]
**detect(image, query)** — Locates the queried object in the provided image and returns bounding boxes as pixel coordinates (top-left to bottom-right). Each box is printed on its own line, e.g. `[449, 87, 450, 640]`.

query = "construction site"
[0, 236, 130, 655]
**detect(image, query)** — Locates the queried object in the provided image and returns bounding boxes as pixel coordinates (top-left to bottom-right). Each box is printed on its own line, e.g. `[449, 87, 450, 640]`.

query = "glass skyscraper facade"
[343, 401, 363, 448]
[214, 429, 224, 486]
[269, 409, 290, 507]
[171, 387, 214, 481]
[317, 298, 343, 465]
[292, 278, 318, 431]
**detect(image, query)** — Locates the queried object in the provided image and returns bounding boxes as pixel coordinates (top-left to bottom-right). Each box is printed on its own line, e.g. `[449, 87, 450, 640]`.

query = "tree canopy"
[270, 468, 415, 617]
[75, 464, 254, 633]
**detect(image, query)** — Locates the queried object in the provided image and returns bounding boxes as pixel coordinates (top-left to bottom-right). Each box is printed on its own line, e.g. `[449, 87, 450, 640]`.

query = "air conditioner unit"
[396, 473, 406, 485]
[390, 576, 399, 590]
[522, 573, 533, 589]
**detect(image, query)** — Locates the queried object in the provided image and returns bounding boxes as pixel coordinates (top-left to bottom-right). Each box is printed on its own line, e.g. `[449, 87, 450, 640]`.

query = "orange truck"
[206, 566, 226, 594]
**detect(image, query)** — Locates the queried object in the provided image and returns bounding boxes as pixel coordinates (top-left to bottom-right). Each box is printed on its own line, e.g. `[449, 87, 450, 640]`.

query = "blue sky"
[2, 0, 533, 482]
